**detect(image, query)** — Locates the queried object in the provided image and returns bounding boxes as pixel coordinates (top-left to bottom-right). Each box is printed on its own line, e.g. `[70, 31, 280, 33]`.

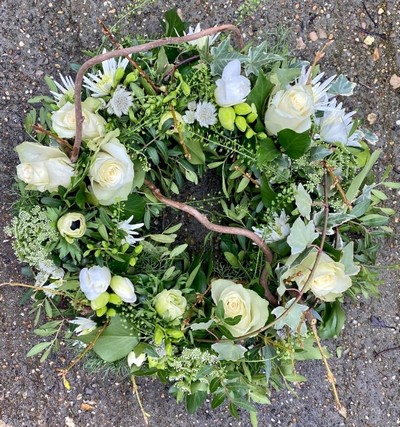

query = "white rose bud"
[214, 59, 251, 107]
[110, 276, 137, 303]
[280, 250, 353, 302]
[264, 84, 314, 135]
[51, 97, 106, 140]
[211, 279, 269, 338]
[15, 141, 74, 192]
[88, 133, 135, 206]
[154, 289, 187, 322]
[57, 212, 86, 243]
[79, 266, 111, 301]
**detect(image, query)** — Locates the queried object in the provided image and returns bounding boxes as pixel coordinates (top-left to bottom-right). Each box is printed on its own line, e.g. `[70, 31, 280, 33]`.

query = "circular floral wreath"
[5, 9, 398, 424]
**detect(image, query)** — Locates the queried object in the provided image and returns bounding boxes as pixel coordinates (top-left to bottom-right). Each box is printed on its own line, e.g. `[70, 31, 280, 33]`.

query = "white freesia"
[52, 97, 106, 140]
[127, 351, 147, 367]
[211, 279, 269, 337]
[264, 84, 314, 135]
[110, 276, 137, 303]
[319, 99, 360, 147]
[184, 23, 220, 50]
[70, 317, 97, 336]
[88, 131, 135, 206]
[118, 216, 144, 246]
[280, 250, 354, 302]
[79, 265, 111, 301]
[83, 51, 129, 97]
[15, 141, 74, 192]
[214, 59, 251, 107]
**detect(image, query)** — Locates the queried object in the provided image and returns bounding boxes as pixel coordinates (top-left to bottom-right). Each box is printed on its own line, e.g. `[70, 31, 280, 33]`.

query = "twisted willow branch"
[71, 24, 243, 162]
[143, 179, 277, 305]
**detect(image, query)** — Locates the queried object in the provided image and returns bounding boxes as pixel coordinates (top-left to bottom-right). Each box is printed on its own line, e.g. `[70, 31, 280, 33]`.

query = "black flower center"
[70, 220, 81, 231]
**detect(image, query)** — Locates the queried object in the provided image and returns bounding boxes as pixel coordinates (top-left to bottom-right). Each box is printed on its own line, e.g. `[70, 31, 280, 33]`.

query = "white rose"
[57, 212, 86, 243]
[52, 97, 106, 140]
[154, 289, 187, 322]
[214, 59, 251, 107]
[88, 134, 134, 206]
[79, 265, 111, 301]
[280, 250, 353, 302]
[15, 141, 74, 192]
[264, 84, 314, 135]
[211, 279, 269, 337]
[110, 276, 137, 303]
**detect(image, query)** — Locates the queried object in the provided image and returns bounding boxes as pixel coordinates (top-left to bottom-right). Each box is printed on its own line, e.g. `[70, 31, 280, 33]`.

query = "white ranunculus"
[51, 97, 106, 140]
[57, 212, 86, 243]
[15, 141, 74, 192]
[88, 133, 135, 206]
[79, 265, 111, 301]
[214, 59, 251, 107]
[280, 250, 353, 302]
[211, 279, 269, 337]
[154, 289, 187, 322]
[264, 84, 314, 135]
[110, 276, 137, 303]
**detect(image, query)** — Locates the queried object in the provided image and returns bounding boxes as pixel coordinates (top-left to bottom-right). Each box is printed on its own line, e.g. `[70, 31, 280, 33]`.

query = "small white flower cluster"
[183, 100, 217, 128]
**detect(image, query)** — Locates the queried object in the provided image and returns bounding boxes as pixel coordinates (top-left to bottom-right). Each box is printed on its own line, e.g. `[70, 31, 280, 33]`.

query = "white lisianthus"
[154, 289, 187, 322]
[264, 84, 314, 135]
[211, 279, 269, 337]
[51, 97, 106, 140]
[57, 212, 86, 243]
[79, 265, 111, 301]
[70, 317, 97, 336]
[88, 132, 135, 206]
[318, 99, 360, 147]
[184, 23, 220, 50]
[110, 276, 137, 303]
[280, 250, 354, 302]
[15, 141, 74, 192]
[127, 351, 147, 367]
[214, 59, 251, 107]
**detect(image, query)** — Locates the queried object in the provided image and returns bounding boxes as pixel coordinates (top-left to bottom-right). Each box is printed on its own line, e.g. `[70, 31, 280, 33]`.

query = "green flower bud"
[106, 308, 117, 317]
[235, 116, 247, 132]
[109, 293, 123, 305]
[154, 324, 164, 345]
[124, 71, 139, 84]
[218, 107, 236, 131]
[245, 128, 256, 139]
[182, 81, 191, 96]
[129, 257, 137, 267]
[57, 212, 86, 243]
[133, 244, 143, 255]
[234, 103, 252, 116]
[113, 67, 125, 87]
[96, 306, 108, 317]
[257, 132, 268, 140]
[246, 112, 258, 123]
[90, 292, 110, 310]
[166, 329, 184, 339]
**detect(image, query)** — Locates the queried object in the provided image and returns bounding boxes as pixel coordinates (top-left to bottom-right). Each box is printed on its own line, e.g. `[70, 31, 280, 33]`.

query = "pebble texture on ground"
[0, 1, 399, 426]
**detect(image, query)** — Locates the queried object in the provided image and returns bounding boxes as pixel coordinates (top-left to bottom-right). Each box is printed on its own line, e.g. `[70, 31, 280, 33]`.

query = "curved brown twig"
[143, 179, 277, 305]
[71, 24, 243, 162]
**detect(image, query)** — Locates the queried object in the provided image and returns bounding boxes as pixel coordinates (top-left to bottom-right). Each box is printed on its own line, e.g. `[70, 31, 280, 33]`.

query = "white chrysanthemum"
[297, 67, 336, 111]
[50, 74, 75, 105]
[83, 51, 129, 97]
[194, 101, 217, 128]
[106, 85, 133, 117]
[118, 215, 144, 246]
[183, 110, 196, 124]
[318, 99, 360, 147]
[70, 317, 97, 336]
[253, 210, 291, 243]
[184, 23, 220, 50]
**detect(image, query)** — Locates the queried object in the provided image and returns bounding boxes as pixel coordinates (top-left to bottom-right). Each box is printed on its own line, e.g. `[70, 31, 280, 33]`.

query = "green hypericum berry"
[234, 102, 252, 116]
[257, 132, 268, 139]
[245, 128, 256, 139]
[235, 116, 247, 132]
[218, 107, 236, 131]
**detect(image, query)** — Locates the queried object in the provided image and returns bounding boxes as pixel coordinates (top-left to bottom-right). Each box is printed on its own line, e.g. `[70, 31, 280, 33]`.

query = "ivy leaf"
[210, 38, 246, 75]
[271, 298, 308, 335]
[257, 137, 280, 165]
[269, 66, 302, 91]
[244, 41, 283, 76]
[287, 218, 319, 255]
[211, 341, 247, 361]
[277, 129, 311, 159]
[247, 71, 274, 116]
[295, 183, 312, 220]
[328, 74, 356, 96]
